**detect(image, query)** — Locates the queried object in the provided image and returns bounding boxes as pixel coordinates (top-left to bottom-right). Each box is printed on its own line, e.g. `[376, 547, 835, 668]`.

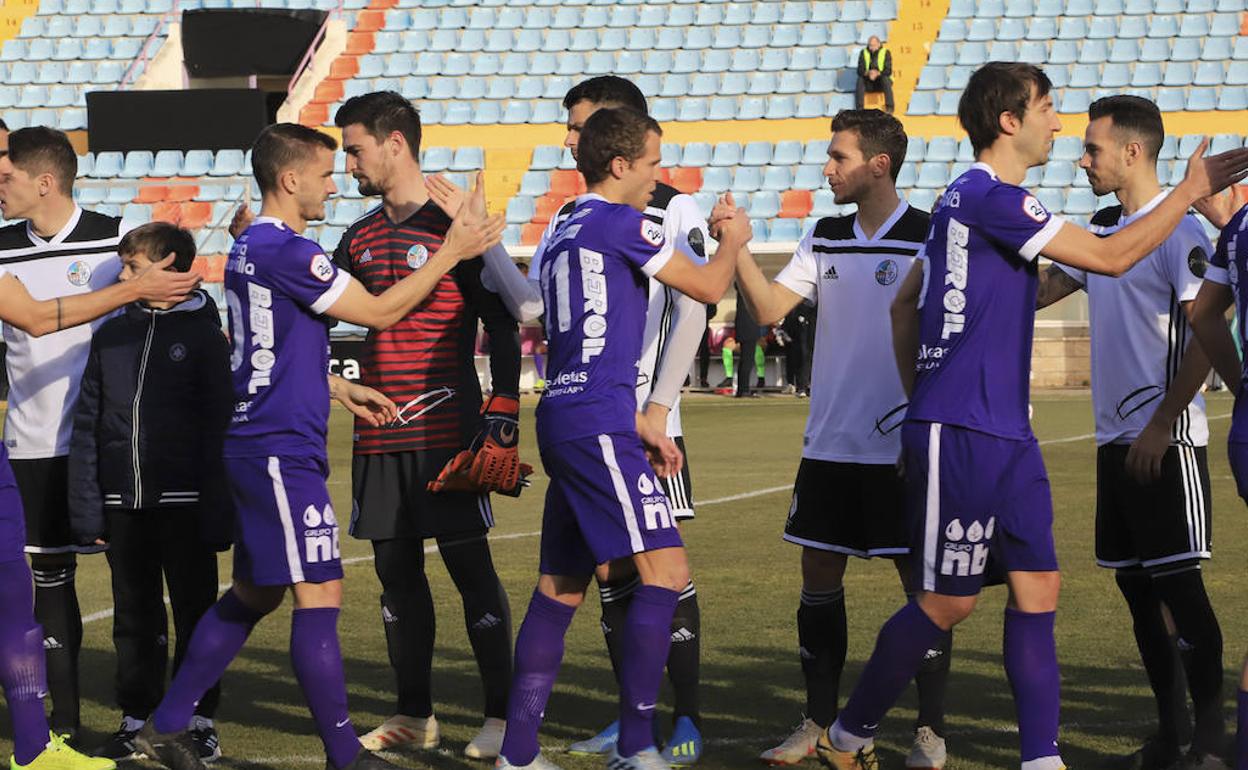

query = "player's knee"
[633, 548, 690, 592]
[537, 574, 590, 607]
[231, 581, 286, 615]
[1006, 570, 1061, 613]
[917, 592, 976, 629]
[292, 579, 342, 609]
[801, 548, 847, 591]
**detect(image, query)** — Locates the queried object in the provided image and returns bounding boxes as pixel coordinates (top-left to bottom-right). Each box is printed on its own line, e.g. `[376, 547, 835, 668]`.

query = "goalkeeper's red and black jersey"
[332, 201, 521, 455]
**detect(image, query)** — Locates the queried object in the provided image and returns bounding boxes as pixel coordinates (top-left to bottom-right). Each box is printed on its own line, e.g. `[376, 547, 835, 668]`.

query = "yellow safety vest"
[861, 47, 889, 71]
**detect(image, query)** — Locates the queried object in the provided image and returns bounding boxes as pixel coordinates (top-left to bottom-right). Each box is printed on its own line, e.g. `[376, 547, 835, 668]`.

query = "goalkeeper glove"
[428, 393, 533, 497]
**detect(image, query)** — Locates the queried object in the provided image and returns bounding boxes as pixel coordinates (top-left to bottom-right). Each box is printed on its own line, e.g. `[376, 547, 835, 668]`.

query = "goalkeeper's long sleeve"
[480, 244, 545, 322]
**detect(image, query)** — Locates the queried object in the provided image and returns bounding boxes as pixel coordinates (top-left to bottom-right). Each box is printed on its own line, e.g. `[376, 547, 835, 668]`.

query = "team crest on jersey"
[66, 260, 91, 286]
[640, 219, 664, 247]
[687, 227, 706, 257]
[1022, 195, 1048, 223]
[168, 343, 187, 362]
[407, 244, 429, 269]
[309, 253, 334, 283]
[875, 259, 899, 285]
[1188, 247, 1208, 278]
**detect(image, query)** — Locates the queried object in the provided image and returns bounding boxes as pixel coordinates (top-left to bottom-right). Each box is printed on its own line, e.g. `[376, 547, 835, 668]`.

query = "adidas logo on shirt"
[359, 248, 372, 265]
[381, 606, 398, 623]
[43, 636, 62, 651]
[822, 265, 839, 280]
[472, 613, 503, 631]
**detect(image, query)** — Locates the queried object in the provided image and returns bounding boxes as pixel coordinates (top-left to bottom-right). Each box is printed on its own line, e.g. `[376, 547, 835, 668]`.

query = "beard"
[356, 178, 382, 197]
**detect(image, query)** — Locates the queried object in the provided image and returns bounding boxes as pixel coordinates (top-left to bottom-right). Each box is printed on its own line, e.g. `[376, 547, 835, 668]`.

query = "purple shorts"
[903, 421, 1057, 596]
[0, 447, 25, 564]
[538, 433, 684, 577]
[226, 455, 344, 587]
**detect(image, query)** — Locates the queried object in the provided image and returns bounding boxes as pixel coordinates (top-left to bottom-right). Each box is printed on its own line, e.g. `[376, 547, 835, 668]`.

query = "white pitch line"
[1037, 410, 1229, 446]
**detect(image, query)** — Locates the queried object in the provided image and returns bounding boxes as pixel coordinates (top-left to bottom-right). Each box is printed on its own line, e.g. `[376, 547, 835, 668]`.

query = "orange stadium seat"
[135, 185, 168, 204]
[314, 79, 344, 104]
[670, 167, 703, 195]
[192, 255, 227, 282]
[152, 202, 181, 224]
[344, 31, 374, 56]
[779, 190, 813, 219]
[520, 222, 546, 245]
[533, 193, 564, 224]
[180, 201, 212, 229]
[548, 169, 583, 199]
[165, 185, 198, 203]
[328, 56, 359, 81]
[656, 167, 672, 187]
[367, 0, 397, 7]
[354, 10, 385, 32]
[300, 102, 330, 127]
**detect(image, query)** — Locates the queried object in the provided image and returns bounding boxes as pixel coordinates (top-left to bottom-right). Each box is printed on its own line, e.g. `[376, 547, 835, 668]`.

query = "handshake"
[707, 192, 754, 245]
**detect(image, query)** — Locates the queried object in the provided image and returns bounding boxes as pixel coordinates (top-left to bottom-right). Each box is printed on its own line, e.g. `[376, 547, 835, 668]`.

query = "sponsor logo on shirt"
[640, 219, 665, 247]
[310, 253, 335, 283]
[875, 259, 899, 285]
[301, 504, 340, 565]
[580, 247, 609, 363]
[822, 265, 839, 280]
[168, 342, 187, 362]
[245, 282, 276, 394]
[637, 472, 673, 531]
[939, 516, 993, 578]
[407, 243, 429, 270]
[66, 260, 91, 287]
[942, 219, 969, 339]
[1188, 247, 1208, 278]
[1022, 195, 1048, 223]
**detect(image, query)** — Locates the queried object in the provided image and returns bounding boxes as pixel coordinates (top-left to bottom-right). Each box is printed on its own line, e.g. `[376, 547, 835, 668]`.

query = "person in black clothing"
[782, 303, 815, 397]
[696, 303, 716, 389]
[734, 286, 761, 398]
[855, 36, 895, 113]
[68, 223, 234, 763]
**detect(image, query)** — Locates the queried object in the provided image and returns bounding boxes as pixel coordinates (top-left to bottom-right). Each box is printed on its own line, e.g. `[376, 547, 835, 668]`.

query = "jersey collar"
[1118, 191, 1168, 226]
[853, 198, 909, 242]
[253, 216, 289, 230]
[574, 193, 608, 205]
[26, 204, 82, 247]
[970, 161, 998, 179]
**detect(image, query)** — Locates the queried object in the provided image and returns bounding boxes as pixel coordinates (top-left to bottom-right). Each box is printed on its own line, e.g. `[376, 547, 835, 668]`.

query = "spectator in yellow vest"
[855, 36, 894, 113]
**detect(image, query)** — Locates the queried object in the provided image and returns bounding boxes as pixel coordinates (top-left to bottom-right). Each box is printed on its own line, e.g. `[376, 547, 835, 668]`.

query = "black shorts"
[664, 436, 695, 521]
[1095, 443, 1211, 570]
[349, 450, 493, 541]
[13, 456, 104, 555]
[782, 458, 908, 558]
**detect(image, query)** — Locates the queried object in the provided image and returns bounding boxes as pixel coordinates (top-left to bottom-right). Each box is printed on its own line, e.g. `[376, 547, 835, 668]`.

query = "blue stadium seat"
[915, 163, 949, 188]
[701, 167, 731, 193]
[1069, 64, 1099, 88]
[676, 98, 707, 122]
[956, 42, 988, 66]
[1211, 11, 1241, 35]
[1138, 38, 1171, 62]
[711, 142, 741, 167]
[948, 0, 975, 15]
[651, 98, 678, 122]
[708, 96, 738, 120]
[1059, 89, 1092, 112]
[1170, 37, 1201, 62]
[741, 141, 772, 166]
[1045, 63, 1071, 87]
[1079, 39, 1109, 63]
[749, 191, 781, 219]
[532, 100, 561, 124]
[1202, 36, 1233, 62]
[505, 196, 534, 224]
[1153, 87, 1186, 111]
[908, 91, 937, 115]
[770, 219, 803, 242]
[793, 164, 824, 190]
[1033, 187, 1063, 214]
[772, 140, 803, 166]
[810, 189, 837, 216]
[1109, 38, 1141, 62]
[1147, 15, 1179, 36]
[1194, 61, 1226, 85]
[148, 150, 182, 178]
[1227, 59, 1248, 84]
[927, 41, 957, 65]
[18, 16, 45, 38]
[1185, 87, 1217, 110]
[682, 143, 712, 166]
[1179, 14, 1210, 36]
[1050, 136, 1082, 162]
[926, 137, 957, 163]
[956, 138, 975, 162]
[998, 18, 1026, 38]
[1064, 188, 1096, 215]
[1218, 87, 1248, 109]
[782, 1, 813, 23]
[501, 100, 531, 124]
[1058, 16, 1088, 38]
[966, 18, 994, 40]
[936, 90, 962, 114]
[989, 42, 1019, 60]
[765, 95, 795, 119]
[917, 66, 945, 90]
[733, 167, 764, 193]
[1163, 61, 1194, 86]
[1041, 161, 1076, 188]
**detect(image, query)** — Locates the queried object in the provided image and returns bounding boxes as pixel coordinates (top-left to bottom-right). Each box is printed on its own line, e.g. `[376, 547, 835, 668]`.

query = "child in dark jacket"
[68, 223, 233, 763]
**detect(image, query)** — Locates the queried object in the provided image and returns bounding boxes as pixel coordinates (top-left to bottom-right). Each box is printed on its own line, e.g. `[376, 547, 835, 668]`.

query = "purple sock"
[153, 591, 263, 734]
[291, 608, 361, 770]
[1236, 690, 1248, 770]
[0, 559, 50, 765]
[616, 585, 679, 757]
[836, 601, 946, 741]
[1004, 608, 1061, 763]
[500, 590, 576, 766]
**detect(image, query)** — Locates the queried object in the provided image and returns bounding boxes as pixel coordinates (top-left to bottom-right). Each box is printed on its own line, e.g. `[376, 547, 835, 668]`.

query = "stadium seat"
[1171, 37, 1202, 62]
[916, 162, 950, 188]
[742, 141, 772, 166]
[701, 166, 732, 193]
[1194, 61, 1227, 86]
[908, 91, 937, 115]
[770, 219, 803, 242]
[1041, 162, 1076, 188]
[927, 136, 958, 163]
[810, 189, 837, 216]
[1186, 88, 1217, 110]
[670, 167, 702, 194]
[711, 142, 741, 167]
[681, 143, 712, 167]
[761, 167, 793, 192]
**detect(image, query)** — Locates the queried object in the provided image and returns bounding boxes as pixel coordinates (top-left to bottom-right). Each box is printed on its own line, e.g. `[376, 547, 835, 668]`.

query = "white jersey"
[774, 201, 928, 464]
[1057, 193, 1211, 447]
[531, 182, 710, 437]
[0, 207, 125, 459]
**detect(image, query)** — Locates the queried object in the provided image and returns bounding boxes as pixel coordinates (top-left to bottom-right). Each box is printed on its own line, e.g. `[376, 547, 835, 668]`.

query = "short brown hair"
[958, 62, 1052, 154]
[576, 107, 661, 185]
[119, 222, 197, 273]
[251, 123, 338, 195]
[1088, 95, 1164, 162]
[8, 126, 76, 194]
[334, 91, 422, 159]
[830, 109, 908, 181]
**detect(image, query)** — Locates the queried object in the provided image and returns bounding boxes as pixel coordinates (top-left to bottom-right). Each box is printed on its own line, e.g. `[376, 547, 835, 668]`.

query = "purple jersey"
[535, 195, 675, 449]
[223, 217, 351, 459]
[1204, 204, 1248, 444]
[909, 163, 1065, 440]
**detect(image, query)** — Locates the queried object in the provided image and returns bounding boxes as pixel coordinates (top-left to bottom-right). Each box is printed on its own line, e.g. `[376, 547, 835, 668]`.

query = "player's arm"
[327, 175, 506, 330]
[1189, 222, 1244, 393]
[1035, 263, 1083, 309]
[459, 257, 523, 397]
[0, 255, 199, 337]
[1040, 140, 1248, 275]
[734, 246, 804, 326]
[643, 198, 716, 428]
[891, 260, 924, 398]
[426, 173, 545, 322]
[67, 339, 105, 545]
[653, 197, 751, 303]
[328, 374, 397, 427]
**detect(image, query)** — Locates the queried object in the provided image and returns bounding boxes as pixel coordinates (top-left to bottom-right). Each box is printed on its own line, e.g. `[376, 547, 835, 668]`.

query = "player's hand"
[1125, 421, 1169, 484]
[228, 204, 255, 240]
[708, 192, 737, 239]
[331, 377, 398, 426]
[131, 254, 201, 303]
[1180, 138, 1248, 201]
[1193, 185, 1248, 230]
[428, 393, 533, 496]
[426, 173, 467, 218]
[641, 402, 670, 440]
[636, 411, 683, 478]
[440, 172, 505, 261]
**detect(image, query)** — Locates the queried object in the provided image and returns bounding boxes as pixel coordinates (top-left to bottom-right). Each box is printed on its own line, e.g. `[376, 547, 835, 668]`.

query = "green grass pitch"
[12, 391, 1247, 769]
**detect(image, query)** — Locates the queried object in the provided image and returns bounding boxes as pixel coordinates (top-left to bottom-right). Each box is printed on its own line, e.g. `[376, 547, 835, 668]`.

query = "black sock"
[797, 587, 846, 728]
[1153, 566, 1224, 756]
[667, 581, 701, 727]
[439, 536, 513, 720]
[31, 554, 81, 733]
[914, 627, 953, 736]
[373, 539, 435, 718]
[1116, 568, 1192, 749]
[599, 575, 640, 685]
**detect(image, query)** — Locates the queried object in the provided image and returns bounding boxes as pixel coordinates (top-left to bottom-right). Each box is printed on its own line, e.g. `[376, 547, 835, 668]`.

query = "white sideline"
[80, 411, 1233, 626]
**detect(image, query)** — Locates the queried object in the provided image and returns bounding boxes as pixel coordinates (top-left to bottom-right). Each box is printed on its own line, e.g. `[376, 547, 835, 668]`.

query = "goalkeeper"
[330, 92, 522, 761]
